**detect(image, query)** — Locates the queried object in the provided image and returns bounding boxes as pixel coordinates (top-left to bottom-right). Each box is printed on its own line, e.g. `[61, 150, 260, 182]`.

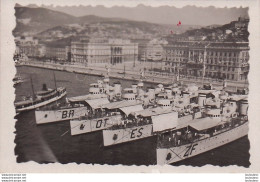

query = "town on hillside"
[14, 6, 249, 85]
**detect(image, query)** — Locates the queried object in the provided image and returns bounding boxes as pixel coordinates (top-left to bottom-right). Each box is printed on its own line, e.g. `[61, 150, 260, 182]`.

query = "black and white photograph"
[1, 0, 260, 174]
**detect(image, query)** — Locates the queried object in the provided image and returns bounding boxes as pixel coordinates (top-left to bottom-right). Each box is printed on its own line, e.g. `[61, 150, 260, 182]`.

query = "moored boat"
[15, 86, 67, 113]
[34, 77, 120, 124]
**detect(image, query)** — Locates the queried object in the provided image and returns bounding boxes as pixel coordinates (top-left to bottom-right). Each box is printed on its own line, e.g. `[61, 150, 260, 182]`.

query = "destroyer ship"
[70, 81, 146, 135]
[102, 83, 248, 152]
[34, 78, 110, 124]
[102, 83, 203, 146]
[156, 94, 248, 164]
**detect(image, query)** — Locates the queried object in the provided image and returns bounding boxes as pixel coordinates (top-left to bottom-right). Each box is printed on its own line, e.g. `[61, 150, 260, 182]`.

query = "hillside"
[13, 7, 78, 36]
[181, 19, 249, 42]
[13, 6, 199, 37]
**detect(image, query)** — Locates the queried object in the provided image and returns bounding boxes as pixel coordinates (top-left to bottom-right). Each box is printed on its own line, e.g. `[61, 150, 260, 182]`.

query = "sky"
[41, 4, 249, 26]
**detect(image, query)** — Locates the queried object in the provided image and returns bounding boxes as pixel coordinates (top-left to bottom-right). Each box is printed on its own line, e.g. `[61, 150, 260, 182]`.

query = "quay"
[17, 60, 248, 92]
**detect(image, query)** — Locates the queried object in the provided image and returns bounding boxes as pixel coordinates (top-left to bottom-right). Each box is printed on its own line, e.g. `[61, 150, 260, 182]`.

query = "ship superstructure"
[156, 90, 249, 164]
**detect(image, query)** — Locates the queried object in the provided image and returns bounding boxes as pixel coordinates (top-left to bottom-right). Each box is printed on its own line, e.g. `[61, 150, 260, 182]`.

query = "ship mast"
[30, 76, 35, 100]
[53, 71, 57, 90]
[202, 43, 210, 87]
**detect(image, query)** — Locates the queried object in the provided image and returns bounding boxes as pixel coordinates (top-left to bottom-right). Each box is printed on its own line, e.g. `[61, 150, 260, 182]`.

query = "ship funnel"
[42, 83, 48, 91]
[114, 82, 122, 98]
[198, 93, 207, 106]
[131, 84, 138, 94]
[147, 87, 155, 101]
[165, 89, 172, 99]
[239, 100, 248, 116]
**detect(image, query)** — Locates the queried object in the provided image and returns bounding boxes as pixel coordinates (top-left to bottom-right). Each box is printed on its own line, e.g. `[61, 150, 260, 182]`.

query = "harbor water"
[14, 66, 250, 166]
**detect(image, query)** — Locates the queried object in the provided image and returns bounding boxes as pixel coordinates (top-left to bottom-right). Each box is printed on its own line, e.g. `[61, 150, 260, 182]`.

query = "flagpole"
[202, 43, 210, 87]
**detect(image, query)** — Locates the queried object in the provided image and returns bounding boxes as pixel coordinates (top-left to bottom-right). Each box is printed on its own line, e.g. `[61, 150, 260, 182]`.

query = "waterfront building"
[163, 41, 249, 81]
[15, 36, 39, 45]
[15, 36, 45, 58]
[140, 39, 168, 70]
[16, 44, 45, 58]
[71, 38, 138, 66]
[45, 46, 67, 61]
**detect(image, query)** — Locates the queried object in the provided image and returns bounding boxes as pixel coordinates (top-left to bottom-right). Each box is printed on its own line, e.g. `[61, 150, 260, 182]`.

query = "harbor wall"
[16, 60, 248, 92]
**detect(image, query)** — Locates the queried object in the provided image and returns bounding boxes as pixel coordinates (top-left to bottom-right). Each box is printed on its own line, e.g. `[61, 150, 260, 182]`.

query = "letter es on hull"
[130, 128, 143, 139]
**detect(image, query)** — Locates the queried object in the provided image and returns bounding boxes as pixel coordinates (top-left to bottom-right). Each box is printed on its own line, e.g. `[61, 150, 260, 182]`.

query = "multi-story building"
[71, 39, 110, 64]
[71, 38, 138, 65]
[139, 39, 168, 70]
[17, 44, 45, 58]
[45, 46, 67, 61]
[163, 41, 249, 81]
[15, 36, 45, 58]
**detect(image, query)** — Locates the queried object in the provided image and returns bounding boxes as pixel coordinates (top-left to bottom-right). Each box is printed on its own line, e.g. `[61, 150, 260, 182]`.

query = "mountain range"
[17, 4, 248, 26]
[13, 6, 198, 36]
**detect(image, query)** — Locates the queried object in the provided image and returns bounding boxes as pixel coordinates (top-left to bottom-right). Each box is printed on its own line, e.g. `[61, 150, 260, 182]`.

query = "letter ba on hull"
[35, 107, 88, 124]
[156, 122, 249, 165]
[70, 115, 122, 135]
[103, 124, 153, 146]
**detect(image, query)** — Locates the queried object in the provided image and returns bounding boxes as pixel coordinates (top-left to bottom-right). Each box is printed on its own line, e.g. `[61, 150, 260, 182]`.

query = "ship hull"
[156, 122, 249, 165]
[70, 115, 122, 135]
[102, 113, 196, 147]
[35, 106, 88, 124]
[16, 91, 67, 113]
[103, 124, 153, 146]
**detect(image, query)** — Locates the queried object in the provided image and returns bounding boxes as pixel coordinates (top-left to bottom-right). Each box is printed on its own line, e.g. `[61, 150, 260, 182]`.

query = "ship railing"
[156, 126, 225, 148]
[109, 119, 152, 130]
[157, 131, 205, 148]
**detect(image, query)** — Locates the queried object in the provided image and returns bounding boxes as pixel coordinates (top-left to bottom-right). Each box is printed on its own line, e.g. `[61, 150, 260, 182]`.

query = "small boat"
[15, 85, 67, 113]
[15, 74, 67, 113]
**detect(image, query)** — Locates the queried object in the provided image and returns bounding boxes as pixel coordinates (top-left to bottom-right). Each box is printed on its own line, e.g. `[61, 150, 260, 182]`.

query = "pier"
[17, 60, 249, 92]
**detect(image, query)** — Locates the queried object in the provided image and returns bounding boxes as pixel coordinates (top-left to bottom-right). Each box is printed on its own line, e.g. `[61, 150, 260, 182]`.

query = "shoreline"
[16, 60, 248, 92]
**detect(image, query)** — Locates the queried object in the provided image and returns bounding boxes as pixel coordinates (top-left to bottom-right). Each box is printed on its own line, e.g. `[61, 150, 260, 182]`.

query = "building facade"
[163, 41, 249, 81]
[15, 36, 46, 58]
[45, 46, 67, 61]
[71, 38, 138, 65]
